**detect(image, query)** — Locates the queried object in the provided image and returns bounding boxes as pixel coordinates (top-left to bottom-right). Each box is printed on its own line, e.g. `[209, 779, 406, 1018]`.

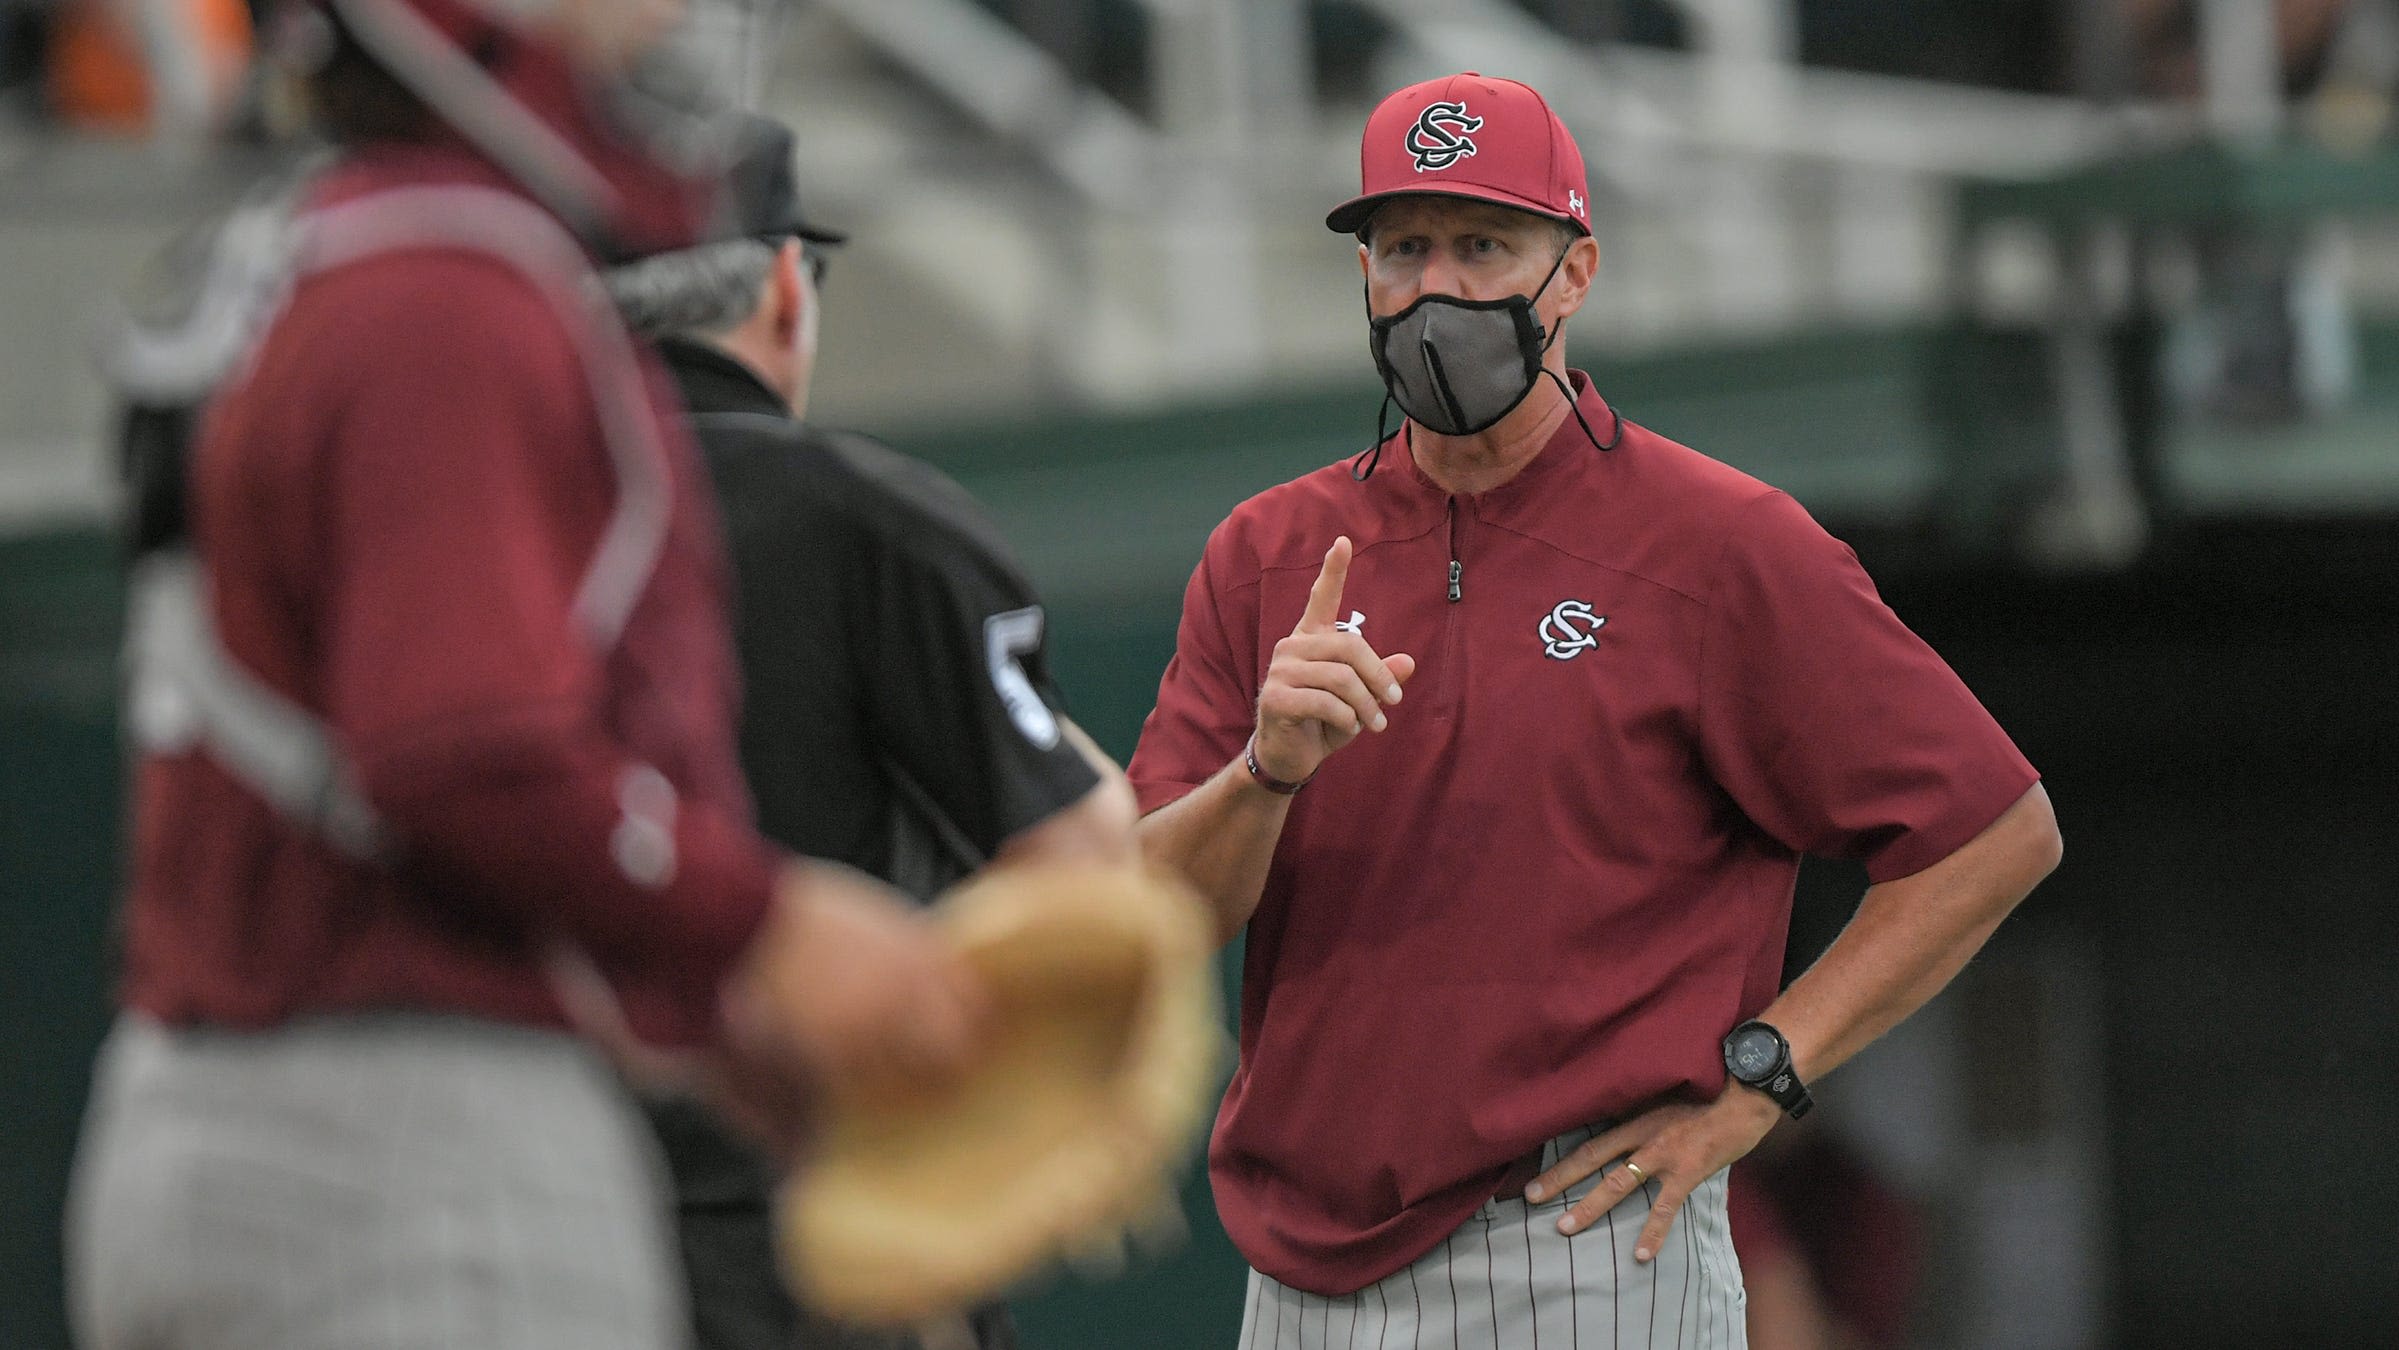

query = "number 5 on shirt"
[984, 606, 1061, 750]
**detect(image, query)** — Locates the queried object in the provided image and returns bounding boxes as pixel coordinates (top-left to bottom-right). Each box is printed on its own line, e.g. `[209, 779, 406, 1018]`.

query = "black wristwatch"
[1722, 1020, 1814, 1119]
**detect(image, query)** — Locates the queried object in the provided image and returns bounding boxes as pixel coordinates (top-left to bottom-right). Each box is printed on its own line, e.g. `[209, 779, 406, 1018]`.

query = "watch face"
[1727, 1026, 1782, 1082]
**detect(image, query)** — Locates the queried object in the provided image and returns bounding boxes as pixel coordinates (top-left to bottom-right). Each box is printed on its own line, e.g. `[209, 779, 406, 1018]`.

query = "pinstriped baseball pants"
[1236, 1125, 1746, 1350]
[67, 1013, 688, 1350]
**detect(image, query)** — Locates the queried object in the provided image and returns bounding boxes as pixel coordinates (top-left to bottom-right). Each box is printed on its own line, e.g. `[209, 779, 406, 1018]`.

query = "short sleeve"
[1127, 519, 1263, 816]
[862, 505, 1100, 858]
[1696, 491, 2038, 883]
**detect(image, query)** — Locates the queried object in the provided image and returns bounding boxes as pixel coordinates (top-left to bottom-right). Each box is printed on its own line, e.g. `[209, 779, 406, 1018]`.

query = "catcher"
[63, 3, 987, 1348]
[606, 116, 1144, 1350]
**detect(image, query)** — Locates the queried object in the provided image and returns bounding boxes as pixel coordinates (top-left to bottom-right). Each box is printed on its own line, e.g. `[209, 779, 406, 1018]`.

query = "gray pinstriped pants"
[66, 1013, 689, 1350]
[1236, 1125, 1746, 1350]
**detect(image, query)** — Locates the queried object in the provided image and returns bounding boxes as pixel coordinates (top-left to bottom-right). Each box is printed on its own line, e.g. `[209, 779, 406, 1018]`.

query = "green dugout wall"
[1, 529, 120, 1350]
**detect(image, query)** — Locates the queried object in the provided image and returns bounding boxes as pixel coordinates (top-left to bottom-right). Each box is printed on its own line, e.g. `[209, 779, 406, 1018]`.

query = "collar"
[1394, 369, 1616, 512]
[656, 336, 790, 420]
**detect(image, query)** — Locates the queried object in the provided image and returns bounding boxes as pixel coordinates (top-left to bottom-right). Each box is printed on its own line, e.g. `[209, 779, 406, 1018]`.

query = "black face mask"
[1353, 242, 1620, 479]
[1367, 243, 1570, 437]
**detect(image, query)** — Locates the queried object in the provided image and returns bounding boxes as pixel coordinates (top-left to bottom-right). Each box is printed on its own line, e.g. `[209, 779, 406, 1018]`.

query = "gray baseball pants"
[67, 1012, 689, 1350]
[1236, 1124, 1746, 1350]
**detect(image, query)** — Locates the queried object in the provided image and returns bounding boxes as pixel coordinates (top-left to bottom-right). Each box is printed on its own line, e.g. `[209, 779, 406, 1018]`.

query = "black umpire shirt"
[645, 337, 1100, 1350]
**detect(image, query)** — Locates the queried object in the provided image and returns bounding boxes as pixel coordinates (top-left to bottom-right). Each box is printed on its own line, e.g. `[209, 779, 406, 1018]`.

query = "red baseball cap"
[1325, 72, 1591, 238]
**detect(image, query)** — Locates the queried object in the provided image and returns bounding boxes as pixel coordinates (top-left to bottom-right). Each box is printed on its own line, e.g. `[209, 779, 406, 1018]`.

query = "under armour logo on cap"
[1406, 100, 1484, 173]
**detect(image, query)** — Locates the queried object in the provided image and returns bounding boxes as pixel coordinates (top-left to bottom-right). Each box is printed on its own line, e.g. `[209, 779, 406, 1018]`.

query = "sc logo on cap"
[1407, 101, 1483, 173]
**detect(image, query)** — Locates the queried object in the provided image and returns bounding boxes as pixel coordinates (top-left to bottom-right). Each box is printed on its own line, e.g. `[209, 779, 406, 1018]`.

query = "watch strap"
[1759, 1064, 1814, 1120]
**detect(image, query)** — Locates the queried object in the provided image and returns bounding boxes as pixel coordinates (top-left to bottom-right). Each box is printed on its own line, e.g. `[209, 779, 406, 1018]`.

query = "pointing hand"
[1251, 537, 1417, 785]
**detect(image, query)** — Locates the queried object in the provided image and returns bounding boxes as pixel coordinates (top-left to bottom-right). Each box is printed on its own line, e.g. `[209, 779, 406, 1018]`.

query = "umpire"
[606, 118, 1139, 1350]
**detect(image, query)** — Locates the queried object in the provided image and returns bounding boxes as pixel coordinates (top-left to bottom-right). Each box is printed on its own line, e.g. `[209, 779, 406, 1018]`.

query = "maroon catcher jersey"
[118, 143, 781, 1049]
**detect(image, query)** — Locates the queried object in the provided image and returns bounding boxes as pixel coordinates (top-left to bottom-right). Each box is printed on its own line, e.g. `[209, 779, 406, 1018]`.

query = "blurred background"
[4, 0, 2397, 1346]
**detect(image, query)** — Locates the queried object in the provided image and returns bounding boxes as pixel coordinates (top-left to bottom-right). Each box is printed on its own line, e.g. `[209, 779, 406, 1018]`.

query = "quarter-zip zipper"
[1445, 497, 1463, 603]
[1433, 495, 1467, 721]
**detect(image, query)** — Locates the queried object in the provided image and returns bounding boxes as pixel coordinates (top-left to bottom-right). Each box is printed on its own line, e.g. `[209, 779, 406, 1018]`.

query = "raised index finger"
[1297, 536, 1353, 633]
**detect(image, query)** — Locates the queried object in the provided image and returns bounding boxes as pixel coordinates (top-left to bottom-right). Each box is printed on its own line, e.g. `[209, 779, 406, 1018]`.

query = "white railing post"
[1683, 0, 1802, 327]
[1143, 0, 1267, 387]
[2198, 0, 2287, 143]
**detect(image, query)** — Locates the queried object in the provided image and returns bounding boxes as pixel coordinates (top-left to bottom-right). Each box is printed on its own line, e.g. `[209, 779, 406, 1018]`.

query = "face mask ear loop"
[1356, 276, 1392, 480]
[1352, 391, 1395, 481]
[1545, 368, 1622, 453]
[1525, 240, 1575, 346]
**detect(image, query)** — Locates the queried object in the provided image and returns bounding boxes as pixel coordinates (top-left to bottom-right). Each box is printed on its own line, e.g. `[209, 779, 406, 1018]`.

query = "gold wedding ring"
[1621, 1161, 1650, 1186]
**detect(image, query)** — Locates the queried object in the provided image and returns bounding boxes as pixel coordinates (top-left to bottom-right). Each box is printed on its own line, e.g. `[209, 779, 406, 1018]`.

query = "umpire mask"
[1368, 243, 1570, 437]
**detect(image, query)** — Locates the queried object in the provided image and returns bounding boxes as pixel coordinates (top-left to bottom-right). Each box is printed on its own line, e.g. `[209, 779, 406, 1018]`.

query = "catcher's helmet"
[284, 0, 748, 258]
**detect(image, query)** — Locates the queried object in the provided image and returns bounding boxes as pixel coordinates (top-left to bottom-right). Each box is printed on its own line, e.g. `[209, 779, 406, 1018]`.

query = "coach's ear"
[1552, 233, 1601, 320]
[768, 238, 805, 344]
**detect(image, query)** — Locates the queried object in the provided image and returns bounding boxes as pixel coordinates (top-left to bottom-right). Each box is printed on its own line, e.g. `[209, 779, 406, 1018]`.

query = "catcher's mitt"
[775, 860, 1226, 1325]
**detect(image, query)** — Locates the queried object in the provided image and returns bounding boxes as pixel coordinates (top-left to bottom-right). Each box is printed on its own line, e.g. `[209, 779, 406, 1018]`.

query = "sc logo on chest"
[1539, 600, 1606, 660]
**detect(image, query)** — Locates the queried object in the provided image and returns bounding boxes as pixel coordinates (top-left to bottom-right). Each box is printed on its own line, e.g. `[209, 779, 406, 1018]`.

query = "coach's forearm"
[1761, 783, 2061, 1084]
[1136, 757, 1296, 946]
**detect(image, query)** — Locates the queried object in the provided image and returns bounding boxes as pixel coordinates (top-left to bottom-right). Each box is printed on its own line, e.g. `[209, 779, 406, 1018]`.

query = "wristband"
[1243, 737, 1312, 796]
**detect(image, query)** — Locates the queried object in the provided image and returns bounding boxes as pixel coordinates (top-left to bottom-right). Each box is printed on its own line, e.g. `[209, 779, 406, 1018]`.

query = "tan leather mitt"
[775, 860, 1226, 1325]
